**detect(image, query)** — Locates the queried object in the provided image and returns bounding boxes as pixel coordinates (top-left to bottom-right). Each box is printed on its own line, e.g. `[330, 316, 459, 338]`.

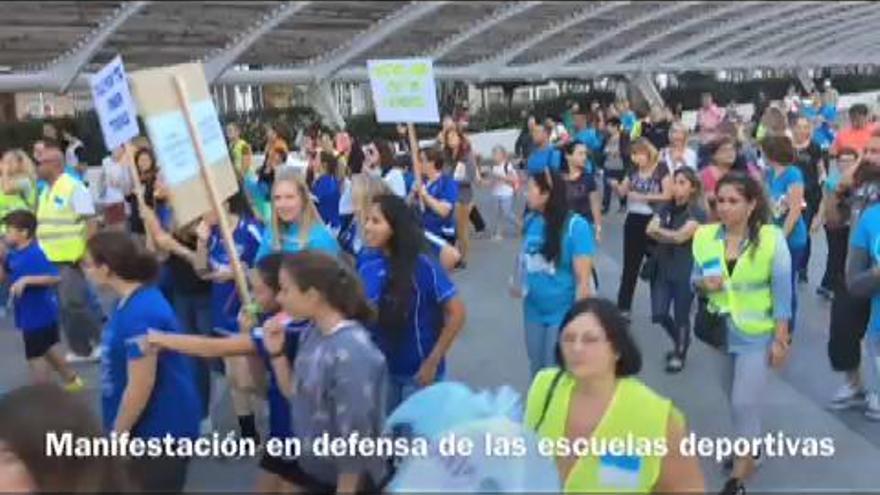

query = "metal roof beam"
[596, 1, 755, 64]
[474, 2, 629, 71]
[48, 1, 149, 92]
[647, 2, 806, 62]
[805, 31, 880, 62]
[691, 2, 842, 62]
[426, 1, 542, 61]
[535, 1, 699, 68]
[699, 3, 875, 64]
[765, 12, 880, 61]
[783, 21, 880, 66]
[306, 1, 447, 81]
[203, 1, 311, 82]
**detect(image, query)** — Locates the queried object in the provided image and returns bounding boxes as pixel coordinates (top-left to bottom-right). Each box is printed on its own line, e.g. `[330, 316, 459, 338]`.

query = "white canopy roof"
[1, 1, 878, 92]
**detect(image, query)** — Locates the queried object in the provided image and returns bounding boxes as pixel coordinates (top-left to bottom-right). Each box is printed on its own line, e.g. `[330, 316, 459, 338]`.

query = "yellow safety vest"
[36, 174, 87, 263]
[691, 223, 778, 336]
[0, 182, 36, 233]
[525, 369, 676, 493]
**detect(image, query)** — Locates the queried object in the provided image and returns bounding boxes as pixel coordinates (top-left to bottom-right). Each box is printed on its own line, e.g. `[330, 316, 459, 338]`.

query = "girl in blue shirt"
[193, 191, 264, 442]
[256, 167, 340, 260]
[147, 253, 302, 492]
[342, 173, 462, 271]
[762, 135, 807, 334]
[83, 231, 200, 493]
[514, 170, 596, 378]
[412, 147, 458, 245]
[358, 194, 466, 411]
[311, 151, 342, 234]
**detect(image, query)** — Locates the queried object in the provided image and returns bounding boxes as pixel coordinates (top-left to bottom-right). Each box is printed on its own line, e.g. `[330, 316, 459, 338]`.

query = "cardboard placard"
[367, 58, 440, 124]
[128, 63, 238, 226]
[90, 55, 139, 151]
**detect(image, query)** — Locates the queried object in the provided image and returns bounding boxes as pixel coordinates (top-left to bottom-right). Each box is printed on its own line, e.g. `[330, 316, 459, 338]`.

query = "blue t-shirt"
[256, 221, 340, 261]
[766, 166, 808, 249]
[521, 212, 595, 327]
[358, 254, 457, 377]
[526, 145, 562, 175]
[251, 317, 304, 439]
[621, 111, 637, 134]
[574, 128, 605, 154]
[312, 175, 341, 230]
[5, 242, 59, 331]
[851, 204, 880, 337]
[101, 285, 201, 438]
[208, 216, 263, 334]
[421, 174, 458, 240]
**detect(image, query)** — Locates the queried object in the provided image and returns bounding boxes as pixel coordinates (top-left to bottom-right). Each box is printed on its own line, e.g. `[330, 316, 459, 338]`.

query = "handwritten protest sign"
[90, 56, 139, 151]
[367, 58, 439, 123]
[128, 63, 238, 226]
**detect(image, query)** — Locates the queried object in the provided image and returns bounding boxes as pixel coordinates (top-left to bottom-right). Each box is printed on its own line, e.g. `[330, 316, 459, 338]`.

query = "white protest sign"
[89, 55, 139, 151]
[367, 58, 440, 123]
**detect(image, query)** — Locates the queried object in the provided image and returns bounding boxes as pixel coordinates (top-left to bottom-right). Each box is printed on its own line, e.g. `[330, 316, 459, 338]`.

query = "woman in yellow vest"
[525, 297, 704, 493]
[691, 171, 792, 495]
[0, 150, 38, 221]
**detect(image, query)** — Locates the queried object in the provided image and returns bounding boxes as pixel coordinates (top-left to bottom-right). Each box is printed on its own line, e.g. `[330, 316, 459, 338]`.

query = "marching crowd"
[0, 82, 878, 494]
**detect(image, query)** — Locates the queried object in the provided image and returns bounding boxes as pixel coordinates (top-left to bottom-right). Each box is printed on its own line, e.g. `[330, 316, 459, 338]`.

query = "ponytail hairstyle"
[271, 167, 324, 251]
[280, 251, 375, 324]
[372, 194, 424, 342]
[530, 170, 569, 265]
[87, 231, 159, 283]
[716, 171, 771, 257]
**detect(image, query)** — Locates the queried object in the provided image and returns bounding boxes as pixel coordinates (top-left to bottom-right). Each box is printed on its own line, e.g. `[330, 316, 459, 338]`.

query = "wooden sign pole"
[171, 75, 252, 307]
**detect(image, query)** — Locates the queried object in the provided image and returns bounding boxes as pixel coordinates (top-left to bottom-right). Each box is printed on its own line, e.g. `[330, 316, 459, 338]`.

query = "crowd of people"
[0, 80, 878, 494]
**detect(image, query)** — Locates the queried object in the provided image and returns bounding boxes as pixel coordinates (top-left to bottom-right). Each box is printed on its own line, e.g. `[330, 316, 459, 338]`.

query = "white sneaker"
[199, 418, 214, 436]
[828, 383, 867, 411]
[866, 393, 880, 421]
[88, 346, 102, 362]
[66, 352, 91, 364]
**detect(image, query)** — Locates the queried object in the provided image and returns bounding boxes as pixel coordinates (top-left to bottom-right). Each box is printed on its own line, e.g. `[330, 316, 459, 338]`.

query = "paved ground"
[0, 189, 877, 492]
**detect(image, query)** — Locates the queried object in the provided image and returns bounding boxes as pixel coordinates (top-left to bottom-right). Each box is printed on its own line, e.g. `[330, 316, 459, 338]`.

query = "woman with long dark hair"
[516, 170, 595, 378]
[83, 231, 200, 493]
[358, 194, 466, 410]
[646, 168, 707, 372]
[692, 172, 792, 495]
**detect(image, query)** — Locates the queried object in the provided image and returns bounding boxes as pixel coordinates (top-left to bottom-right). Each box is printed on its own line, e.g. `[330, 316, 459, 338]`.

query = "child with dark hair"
[83, 230, 201, 493]
[0, 384, 131, 492]
[312, 151, 342, 233]
[262, 250, 390, 493]
[0, 210, 83, 390]
[148, 253, 304, 492]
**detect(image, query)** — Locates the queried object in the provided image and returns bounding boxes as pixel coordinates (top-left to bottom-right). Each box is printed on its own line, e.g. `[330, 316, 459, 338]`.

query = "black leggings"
[820, 226, 850, 291]
[828, 285, 870, 372]
[617, 213, 654, 312]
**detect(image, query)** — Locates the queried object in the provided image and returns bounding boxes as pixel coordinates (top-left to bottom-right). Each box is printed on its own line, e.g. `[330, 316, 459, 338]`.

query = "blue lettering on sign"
[107, 92, 123, 112]
[109, 112, 130, 132]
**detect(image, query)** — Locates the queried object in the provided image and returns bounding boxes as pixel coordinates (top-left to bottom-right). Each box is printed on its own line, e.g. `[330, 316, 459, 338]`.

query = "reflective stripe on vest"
[36, 174, 86, 263]
[692, 223, 778, 336]
[527, 369, 671, 493]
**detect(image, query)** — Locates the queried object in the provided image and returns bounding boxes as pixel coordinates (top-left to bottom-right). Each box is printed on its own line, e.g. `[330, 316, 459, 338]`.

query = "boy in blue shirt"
[526, 124, 562, 175]
[1, 210, 83, 390]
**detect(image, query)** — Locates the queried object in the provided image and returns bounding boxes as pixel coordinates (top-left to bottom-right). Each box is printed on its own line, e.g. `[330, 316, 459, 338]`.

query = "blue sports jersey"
[208, 216, 263, 334]
[101, 285, 201, 438]
[358, 253, 457, 377]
